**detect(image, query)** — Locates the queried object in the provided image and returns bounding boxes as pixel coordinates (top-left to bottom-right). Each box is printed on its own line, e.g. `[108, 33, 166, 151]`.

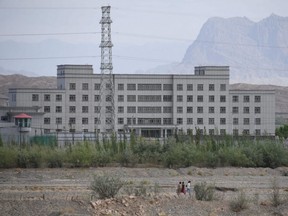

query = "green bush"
[90, 174, 125, 199]
[0, 147, 18, 168]
[229, 190, 248, 212]
[194, 182, 215, 201]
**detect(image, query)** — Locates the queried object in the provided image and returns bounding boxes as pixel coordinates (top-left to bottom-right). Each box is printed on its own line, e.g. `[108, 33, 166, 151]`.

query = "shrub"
[229, 190, 248, 212]
[270, 179, 283, 207]
[194, 182, 215, 201]
[90, 174, 125, 199]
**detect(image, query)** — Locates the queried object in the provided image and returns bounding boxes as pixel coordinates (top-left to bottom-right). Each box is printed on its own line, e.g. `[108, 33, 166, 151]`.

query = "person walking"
[177, 181, 181, 196]
[181, 181, 185, 194]
[186, 180, 191, 198]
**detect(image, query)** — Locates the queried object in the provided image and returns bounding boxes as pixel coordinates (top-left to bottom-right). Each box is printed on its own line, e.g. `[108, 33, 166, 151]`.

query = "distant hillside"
[147, 14, 288, 85]
[0, 74, 56, 96]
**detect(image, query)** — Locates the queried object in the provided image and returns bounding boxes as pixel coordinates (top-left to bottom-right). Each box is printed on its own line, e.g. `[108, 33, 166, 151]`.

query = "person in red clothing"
[181, 181, 185, 194]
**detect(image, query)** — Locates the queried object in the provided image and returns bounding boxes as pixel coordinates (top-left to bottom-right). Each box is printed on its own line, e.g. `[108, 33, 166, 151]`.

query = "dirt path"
[0, 167, 288, 215]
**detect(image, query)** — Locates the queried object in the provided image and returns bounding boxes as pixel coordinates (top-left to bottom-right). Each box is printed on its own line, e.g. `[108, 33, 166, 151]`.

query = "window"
[94, 118, 100, 124]
[118, 106, 124, 113]
[220, 95, 226, 102]
[244, 118, 250, 125]
[187, 118, 193, 125]
[163, 106, 172, 113]
[106, 118, 112, 125]
[69, 95, 76, 102]
[233, 118, 239, 125]
[187, 84, 193, 91]
[82, 83, 88, 90]
[209, 118, 214, 125]
[208, 107, 214, 113]
[69, 83, 76, 90]
[56, 94, 62, 102]
[118, 95, 124, 102]
[220, 84, 226, 91]
[139, 95, 161, 102]
[138, 107, 161, 113]
[220, 118, 226, 125]
[209, 84, 215, 91]
[105, 95, 112, 102]
[233, 129, 239, 136]
[106, 83, 111, 89]
[56, 106, 62, 113]
[44, 94, 50, 101]
[106, 106, 112, 113]
[163, 95, 173, 102]
[209, 95, 215, 102]
[69, 118, 76, 125]
[82, 95, 89, 102]
[209, 129, 215, 135]
[44, 106, 50, 113]
[94, 106, 100, 113]
[177, 84, 183, 91]
[82, 118, 88, 125]
[127, 106, 136, 113]
[255, 95, 261, 103]
[255, 118, 261, 125]
[163, 84, 173, 90]
[255, 129, 261, 136]
[187, 95, 193, 102]
[255, 107, 261, 114]
[177, 118, 183, 125]
[232, 95, 239, 102]
[244, 95, 250, 102]
[118, 83, 124, 90]
[220, 107, 226, 114]
[177, 107, 183, 113]
[44, 117, 50, 124]
[56, 117, 62, 125]
[243, 107, 250, 114]
[94, 95, 100, 102]
[187, 107, 193, 113]
[138, 84, 161, 91]
[127, 95, 136, 102]
[197, 107, 203, 113]
[243, 129, 250, 135]
[177, 95, 183, 102]
[232, 107, 239, 114]
[118, 118, 124, 124]
[197, 118, 203, 125]
[197, 84, 204, 91]
[220, 129, 226, 135]
[127, 118, 136, 125]
[197, 95, 203, 102]
[94, 83, 100, 90]
[127, 84, 136, 90]
[69, 106, 76, 113]
[82, 106, 89, 113]
[32, 94, 39, 101]
[163, 118, 173, 125]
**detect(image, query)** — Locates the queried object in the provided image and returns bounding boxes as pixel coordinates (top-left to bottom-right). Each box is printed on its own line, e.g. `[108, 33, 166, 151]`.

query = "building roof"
[14, 113, 32, 119]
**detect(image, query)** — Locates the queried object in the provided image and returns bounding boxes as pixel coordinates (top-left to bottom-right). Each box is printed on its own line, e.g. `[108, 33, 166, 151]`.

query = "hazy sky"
[1, 0, 288, 44]
[0, 0, 287, 76]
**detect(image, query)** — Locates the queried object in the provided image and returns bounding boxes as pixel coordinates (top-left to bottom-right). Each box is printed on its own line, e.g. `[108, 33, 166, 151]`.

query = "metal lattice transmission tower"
[99, 6, 115, 133]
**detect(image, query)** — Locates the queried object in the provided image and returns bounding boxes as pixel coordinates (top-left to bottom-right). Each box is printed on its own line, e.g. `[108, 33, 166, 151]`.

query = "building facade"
[5, 65, 275, 138]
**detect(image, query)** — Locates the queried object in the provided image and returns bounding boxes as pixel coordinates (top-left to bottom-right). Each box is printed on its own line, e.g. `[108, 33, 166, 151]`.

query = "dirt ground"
[0, 166, 288, 216]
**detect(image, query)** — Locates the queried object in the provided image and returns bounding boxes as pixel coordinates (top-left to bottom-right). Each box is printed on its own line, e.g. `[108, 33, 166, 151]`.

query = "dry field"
[0, 166, 288, 216]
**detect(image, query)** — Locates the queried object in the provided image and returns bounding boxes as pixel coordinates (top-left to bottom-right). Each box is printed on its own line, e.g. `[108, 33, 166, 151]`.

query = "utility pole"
[99, 6, 115, 134]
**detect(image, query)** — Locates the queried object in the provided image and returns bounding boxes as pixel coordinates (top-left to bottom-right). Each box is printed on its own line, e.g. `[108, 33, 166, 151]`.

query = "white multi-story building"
[5, 64, 275, 138]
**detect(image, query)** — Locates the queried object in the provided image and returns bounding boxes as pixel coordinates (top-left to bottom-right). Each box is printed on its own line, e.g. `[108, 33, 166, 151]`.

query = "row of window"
[232, 95, 261, 103]
[45, 117, 262, 126]
[43, 105, 261, 114]
[32, 93, 261, 104]
[68, 83, 227, 91]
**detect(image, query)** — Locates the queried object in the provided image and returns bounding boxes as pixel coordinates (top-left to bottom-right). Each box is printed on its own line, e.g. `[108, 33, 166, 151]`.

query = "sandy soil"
[0, 166, 288, 216]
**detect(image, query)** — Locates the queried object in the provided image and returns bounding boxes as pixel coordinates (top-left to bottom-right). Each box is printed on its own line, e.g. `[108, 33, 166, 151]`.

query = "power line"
[0, 32, 101, 37]
[0, 56, 101, 61]
[0, 7, 99, 10]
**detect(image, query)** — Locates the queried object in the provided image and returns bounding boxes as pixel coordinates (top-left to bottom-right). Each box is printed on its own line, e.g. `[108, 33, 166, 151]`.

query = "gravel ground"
[0, 166, 288, 215]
